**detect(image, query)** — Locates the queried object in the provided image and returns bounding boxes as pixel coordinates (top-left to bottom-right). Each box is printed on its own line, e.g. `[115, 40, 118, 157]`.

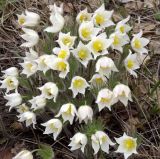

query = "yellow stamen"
[113, 35, 120, 46]
[58, 50, 67, 59]
[26, 63, 33, 71]
[95, 14, 105, 25]
[50, 123, 58, 132]
[6, 79, 14, 87]
[19, 17, 25, 25]
[101, 136, 107, 143]
[65, 104, 72, 115]
[127, 59, 134, 69]
[79, 14, 88, 22]
[134, 39, 141, 49]
[56, 61, 67, 71]
[123, 138, 136, 151]
[81, 28, 91, 39]
[100, 97, 111, 103]
[120, 26, 125, 33]
[62, 37, 72, 47]
[73, 79, 84, 88]
[95, 77, 103, 84]
[78, 49, 88, 60]
[93, 40, 103, 52]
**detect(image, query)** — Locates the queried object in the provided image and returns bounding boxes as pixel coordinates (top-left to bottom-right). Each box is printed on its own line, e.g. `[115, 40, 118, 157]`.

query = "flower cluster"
[1, 3, 150, 159]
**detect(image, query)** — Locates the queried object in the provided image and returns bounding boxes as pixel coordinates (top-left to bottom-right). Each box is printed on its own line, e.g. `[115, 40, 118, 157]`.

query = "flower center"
[73, 79, 84, 88]
[26, 63, 33, 71]
[81, 28, 91, 39]
[127, 59, 134, 69]
[134, 39, 142, 49]
[19, 17, 25, 25]
[113, 35, 120, 46]
[95, 77, 103, 84]
[100, 97, 111, 103]
[65, 104, 72, 115]
[6, 78, 14, 87]
[50, 123, 58, 132]
[93, 40, 104, 52]
[123, 138, 136, 151]
[58, 50, 67, 59]
[79, 14, 88, 22]
[120, 26, 125, 33]
[62, 37, 72, 47]
[95, 14, 105, 25]
[56, 61, 67, 71]
[78, 49, 88, 60]
[101, 136, 107, 143]
[120, 91, 126, 97]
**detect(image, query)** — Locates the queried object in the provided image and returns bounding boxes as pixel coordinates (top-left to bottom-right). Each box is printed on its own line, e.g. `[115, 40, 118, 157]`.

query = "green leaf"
[154, 13, 160, 21]
[37, 144, 54, 159]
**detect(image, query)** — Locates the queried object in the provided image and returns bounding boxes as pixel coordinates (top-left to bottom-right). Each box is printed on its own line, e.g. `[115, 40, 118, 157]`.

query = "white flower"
[113, 83, 132, 106]
[53, 46, 70, 60]
[92, 4, 114, 28]
[49, 4, 63, 15]
[13, 149, 33, 159]
[76, 8, 92, 24]
[20, 28, 39, 47]
[115, 133, 137, 159]
[17, 10, 40, 27]
[18, 111, 36, 128]
[57, 32, 76, 48]
[88, 33, 113, 59]
[41, 118, 62, 140]
[89, 74, 107, 87]
[72, 41, 92, 67]
[124, 51, 140, 77]
[69, 132, 88, 153]
[110, 31, 130, 52]
[69, 76, 89, 97]
[96, 88, 116, 111]
[55, 103, 77, 124]
[24, 48, 38, 61]
[2, 67, 18, 77]
[115, 16, 132, 33]
[36, 55, 51, 74]
[96, 56, 118, 78]
[49, 58, 69, 78]
[29, 95, 46, 110]
[0, 76, 19, 93]
[78, 21, 101, 41]
[77, 105, 93, 124]
[39, 82, 58, 102]
[91, 131, 115, 154]
[16, 103, 29, 114]
[20, 61, 38, 77]
[4, 92, 22, 111]
[131, 30, 149, 54]
[44, 7, 64, 33]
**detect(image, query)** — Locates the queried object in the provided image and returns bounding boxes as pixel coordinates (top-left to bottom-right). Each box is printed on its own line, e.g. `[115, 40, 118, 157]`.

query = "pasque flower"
[90, 74, 107, 87]
[4, 92, 22, 111]
[44, 4, 64, 33]
[41, 118, 62, 140]
[69, 132, 88, 153]
[88, 33, 113, 59]
[78, 21, 101, 41]
[115, 16, 132, 34]
[131, 30, 149, 54]
[13, 149, 33, 159]
[91, 131, 115, 154]
[24, 48, 38, 61]
[55, 103, 77, 124]
[77, 105, 93, 124]
[115, 133, 137, 159]
[92, 4, 114, 28]
[39, 82, 58, 102]
[0, 76, 19, 93]
[72, 41, 92, 67]
[124, 51, 140, 77]
[16, 103, 29, 114]
[57, 32, 76, 48]
[76, 8, 92, 24]
[96, 88, 116, 111]
[96, 56, 118, 78]
[17, 10, 40, 27]
[18, 111, 36, 128]
[113, 83, 132, 106]
[29, 95, 46, 110]
[69, 76, 89, 97]
[20, 28, 39, 47]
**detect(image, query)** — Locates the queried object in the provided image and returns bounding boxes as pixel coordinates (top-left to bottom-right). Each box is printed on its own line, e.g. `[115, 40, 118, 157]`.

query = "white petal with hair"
[20, 28, 39, 47]
[69, 132, 88, 153]
[2, 67, 18, 77]
[13, 149, 33, 159]
[41, 118, 62, 140]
